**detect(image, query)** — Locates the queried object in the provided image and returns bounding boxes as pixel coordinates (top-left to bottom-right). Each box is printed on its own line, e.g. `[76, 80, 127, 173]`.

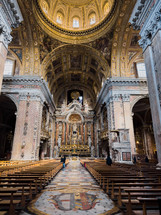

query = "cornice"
[0, 0, 23, 48]
[95, 77, 147, 110]
[0, 0, 23, 26]
[0, 6, 12, 48]
[139, 0, 161, 51]
[129, 0, 152, 30]
[2, 76, 56, 112]
[3, 76, 44, 84]
[130, 0, 161, 52]
[105, 77, 147, 85]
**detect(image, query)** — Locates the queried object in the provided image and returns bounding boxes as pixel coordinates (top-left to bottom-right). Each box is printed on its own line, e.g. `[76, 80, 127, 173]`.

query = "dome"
[33, 0, 119, 43]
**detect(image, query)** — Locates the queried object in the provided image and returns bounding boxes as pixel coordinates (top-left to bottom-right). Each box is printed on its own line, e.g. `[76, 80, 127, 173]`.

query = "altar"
[59, 144, 91, 156]
[54, 99, 94, 157]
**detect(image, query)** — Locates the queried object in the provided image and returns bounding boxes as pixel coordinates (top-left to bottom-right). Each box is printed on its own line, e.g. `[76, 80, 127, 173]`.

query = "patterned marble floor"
[21, 160, 119, 215]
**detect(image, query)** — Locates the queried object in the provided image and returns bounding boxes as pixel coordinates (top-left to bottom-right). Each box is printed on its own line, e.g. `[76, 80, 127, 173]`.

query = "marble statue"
[91, 145, 95, 157]
[88, 136, 91, 148]
[57, 136, 61, 147]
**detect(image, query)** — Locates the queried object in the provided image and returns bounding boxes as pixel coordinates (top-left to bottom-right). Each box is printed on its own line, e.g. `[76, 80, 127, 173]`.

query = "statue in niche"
[88, 136, 91, 148]
[54, 145, 58, 158]
[58, 123, 62, 135]
[73, 123, 77, 132]
[91, 145, 95, 157]
[57, 136, 61, 147]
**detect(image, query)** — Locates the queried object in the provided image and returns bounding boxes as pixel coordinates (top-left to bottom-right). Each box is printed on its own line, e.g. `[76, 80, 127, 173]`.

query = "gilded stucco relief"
[111, 0, 143, 77]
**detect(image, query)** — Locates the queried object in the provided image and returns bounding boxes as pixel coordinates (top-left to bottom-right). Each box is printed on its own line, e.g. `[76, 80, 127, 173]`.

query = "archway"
[132, 98, 156, 160]
[0, 95, 17, 160]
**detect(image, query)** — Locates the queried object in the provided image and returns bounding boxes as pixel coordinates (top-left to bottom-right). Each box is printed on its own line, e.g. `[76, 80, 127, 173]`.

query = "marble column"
[50, 117, 54, 159]
[11, 94, 43, 160]
[91, 123, 94, 146]
[96, 120, 99, 157]
[62, 122, 65, 145]
[100, 112, 103, 130]
[81, 124, 83, 145]
[85, 122, 87, 144]
[122, 95, 136, 155]
[64, 122, 66, 145]
[0, 42, 7, 91]
[83, 123, 85, 145]
[143, 45, 161, 166]
[66, 123, 68, 145]
[142, 125, 154, 158]
[55, 122, 58, 145]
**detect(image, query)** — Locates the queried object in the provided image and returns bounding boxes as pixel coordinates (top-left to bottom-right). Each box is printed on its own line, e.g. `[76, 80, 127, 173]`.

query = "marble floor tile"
[20, 160, 119, 215]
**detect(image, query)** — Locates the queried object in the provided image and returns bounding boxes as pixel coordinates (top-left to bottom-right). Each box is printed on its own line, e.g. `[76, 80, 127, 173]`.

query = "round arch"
[0, 95, 17, 160]
[132, 97, 156, 159]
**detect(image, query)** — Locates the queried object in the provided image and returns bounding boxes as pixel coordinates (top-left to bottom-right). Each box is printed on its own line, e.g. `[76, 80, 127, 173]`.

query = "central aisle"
[26, 160, 119, 215]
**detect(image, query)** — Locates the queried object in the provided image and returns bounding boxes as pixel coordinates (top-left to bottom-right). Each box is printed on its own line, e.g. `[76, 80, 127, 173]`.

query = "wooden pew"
[119, 188, 161, 214]
[0, 160, 63, 214]
[82, 159, 161, 215]
[137, 197, 161, 215]
[0, 188, 20, 215]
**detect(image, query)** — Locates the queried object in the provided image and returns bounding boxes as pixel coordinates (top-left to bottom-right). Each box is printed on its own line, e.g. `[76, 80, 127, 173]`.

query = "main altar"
[54, 98, 95, 157]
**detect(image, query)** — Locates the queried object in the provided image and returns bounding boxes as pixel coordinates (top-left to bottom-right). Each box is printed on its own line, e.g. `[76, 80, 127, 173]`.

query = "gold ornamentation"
[69, 114, 81, 122]
[33, 0, 119, 44]
[71, 91, 80, 100]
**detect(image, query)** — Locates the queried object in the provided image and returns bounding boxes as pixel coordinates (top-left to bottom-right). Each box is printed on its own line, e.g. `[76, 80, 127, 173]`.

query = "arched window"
[73, 17, 79, 28]
[136, 62, 147, 77]
[4, 59, 15, 76]
[89, 13, 96, 25]
[56, 12, 63, 24]
[42, 1, 48, 13]
[104, 2, 110, 14]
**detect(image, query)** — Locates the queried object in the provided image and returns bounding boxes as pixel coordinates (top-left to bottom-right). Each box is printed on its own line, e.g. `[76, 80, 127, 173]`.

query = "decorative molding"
[2, 76, 56, 113]
[130, 0, 161, 51]
[19, 92, 44, 104]
[129, 0, 152, 30]
[107, 94, 130, 103]
[0, 6, 12, 48]
[0, 0, 23, 48]
[96, 77, 147, 109]
[112, 94, 121, 102]
[122, 94, 130, 102]
[0, 0, 23, 26]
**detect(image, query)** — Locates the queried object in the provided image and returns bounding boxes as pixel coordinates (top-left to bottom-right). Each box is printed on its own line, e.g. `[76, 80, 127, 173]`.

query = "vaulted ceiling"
[43, 44, 110, 104]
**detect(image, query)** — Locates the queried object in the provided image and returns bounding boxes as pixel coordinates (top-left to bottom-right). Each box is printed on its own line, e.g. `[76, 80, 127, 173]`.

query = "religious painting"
[70, 55, 81, 69]
[120, 130, 129, 142]
[69, 114, 81, 123]
[122, 152, 131, 161]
